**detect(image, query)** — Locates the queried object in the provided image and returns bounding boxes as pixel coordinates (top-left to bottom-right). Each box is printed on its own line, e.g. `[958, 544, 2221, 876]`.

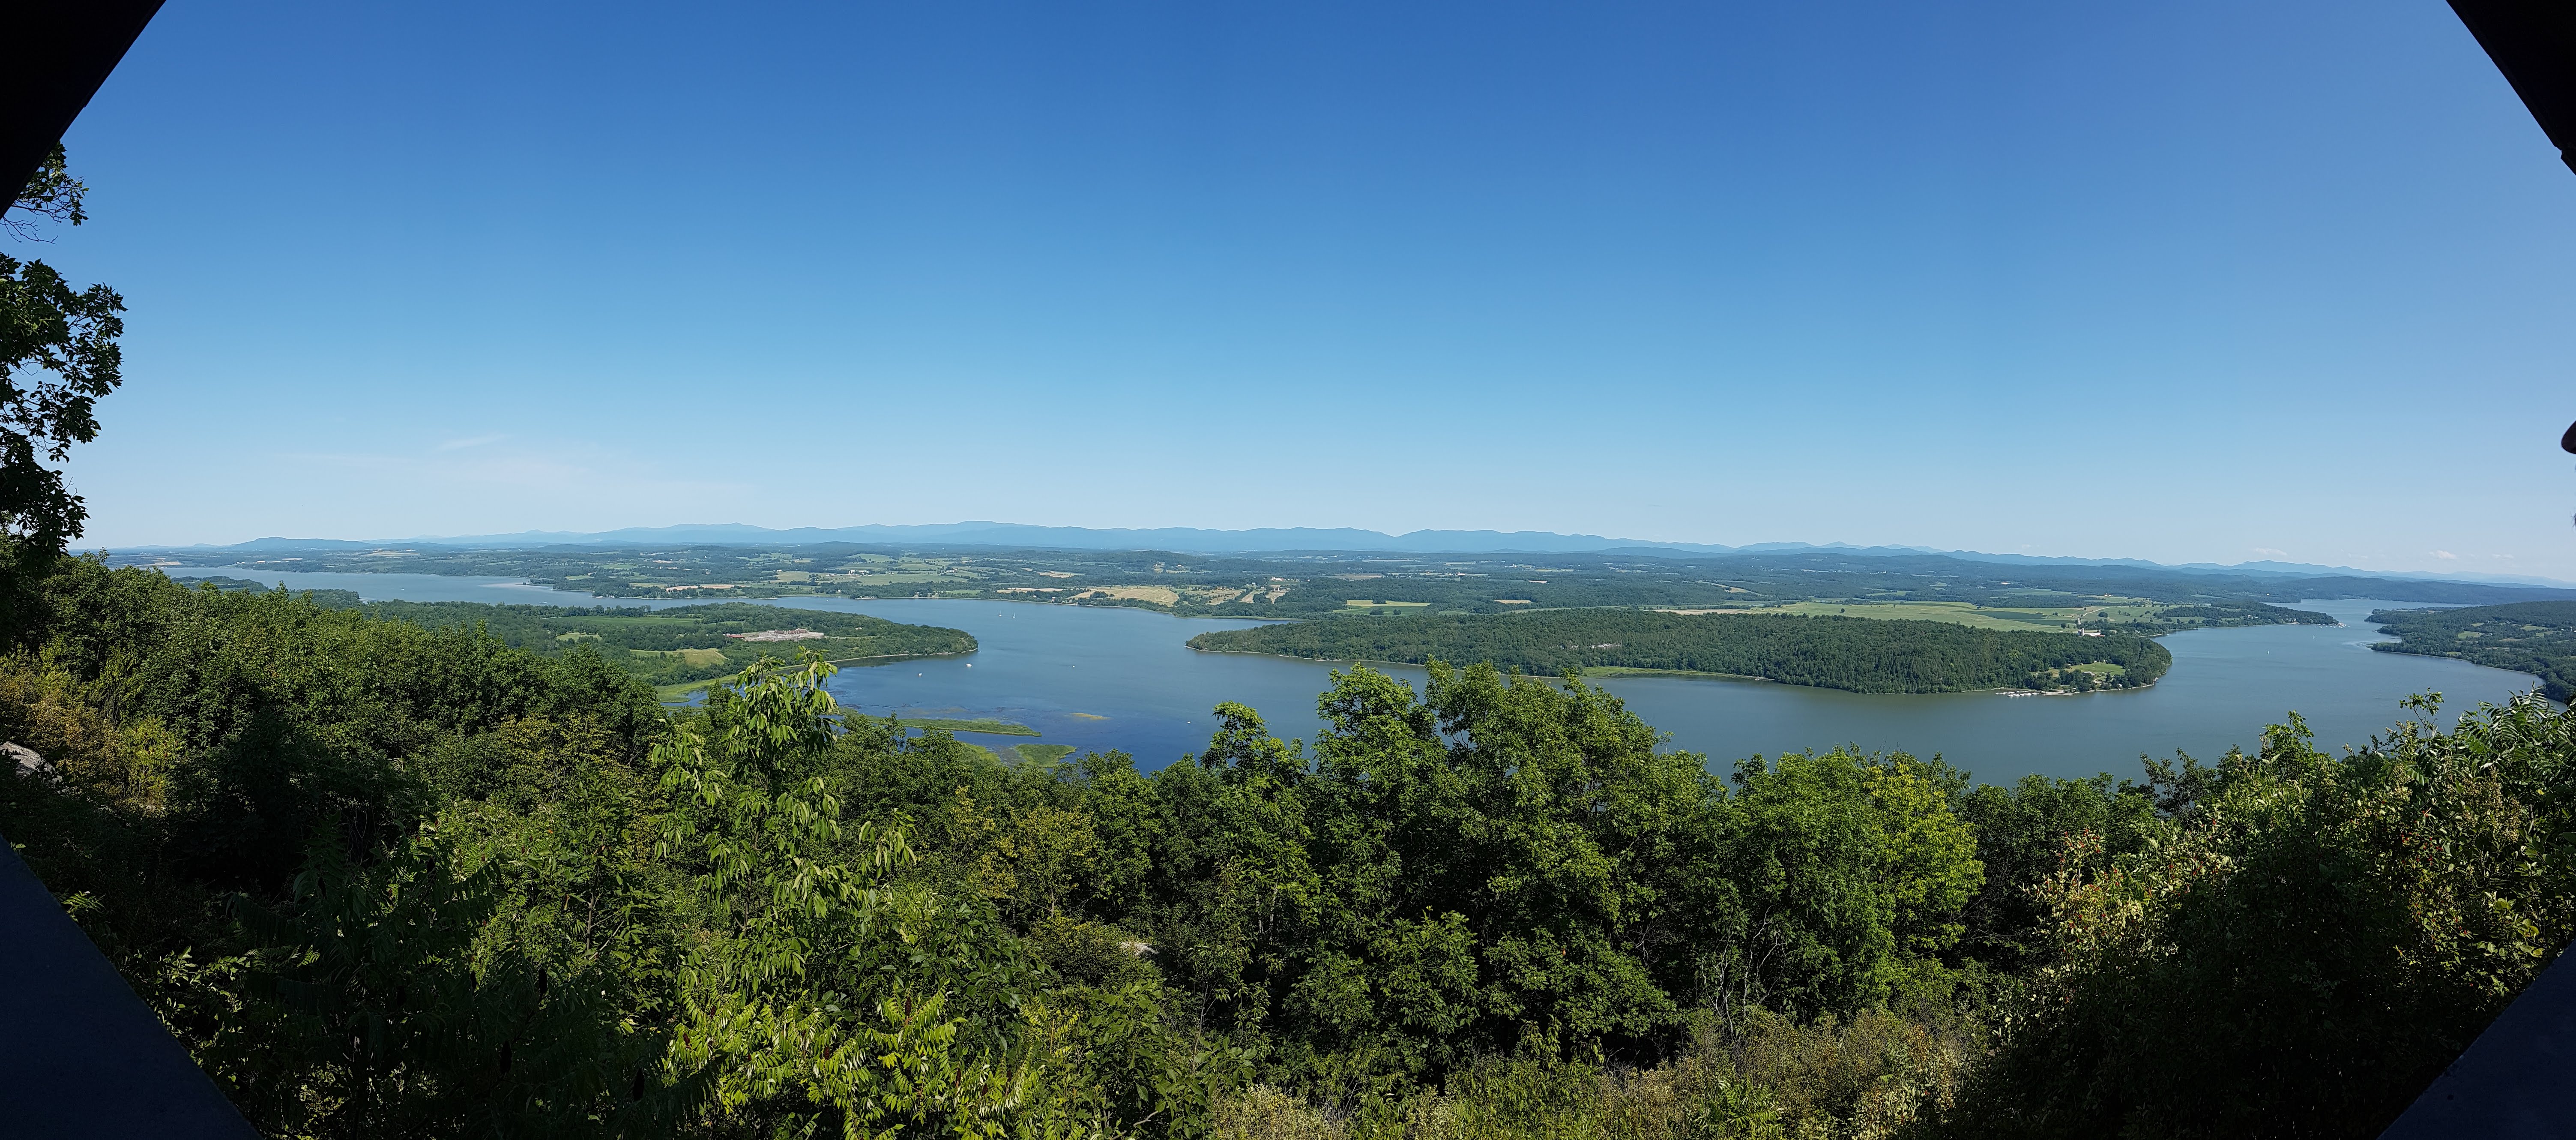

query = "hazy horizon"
[86, 518, 2576, 587]
[37, 0, 2576, 577]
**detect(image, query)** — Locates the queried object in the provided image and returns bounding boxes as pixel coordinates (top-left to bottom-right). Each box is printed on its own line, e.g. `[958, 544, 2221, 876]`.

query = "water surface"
[1602, 598, 2531, 782]
[155, 568, 2540, 784]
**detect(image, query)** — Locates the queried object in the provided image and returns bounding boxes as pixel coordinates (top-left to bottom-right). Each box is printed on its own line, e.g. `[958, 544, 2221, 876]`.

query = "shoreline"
[1186, 648, 2152, 697]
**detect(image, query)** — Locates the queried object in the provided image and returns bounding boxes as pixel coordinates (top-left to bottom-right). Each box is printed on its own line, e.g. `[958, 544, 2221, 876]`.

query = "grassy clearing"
[774, 570, 967, 585]
[656, 673, 740, 702]
[1079, 585, 1181, 606]
[2070, 661, 2129, 677]
[1344, 600, 1431, 609]
[1744, 600, 2134, 631]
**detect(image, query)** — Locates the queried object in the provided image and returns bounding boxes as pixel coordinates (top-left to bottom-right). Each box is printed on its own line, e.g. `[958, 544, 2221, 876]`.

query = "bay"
[156, 568, 2542, 785]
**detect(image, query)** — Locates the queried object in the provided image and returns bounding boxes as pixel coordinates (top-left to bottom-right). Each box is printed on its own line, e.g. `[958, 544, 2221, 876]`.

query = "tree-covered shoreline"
[2370, 600, 2576, 702]
[1189, 610, 2172, 694]
[365, 598, 975, 687]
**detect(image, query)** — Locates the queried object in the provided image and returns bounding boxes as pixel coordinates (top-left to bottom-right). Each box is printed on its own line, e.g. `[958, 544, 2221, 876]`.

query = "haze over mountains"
[131, 522, 2576, 588]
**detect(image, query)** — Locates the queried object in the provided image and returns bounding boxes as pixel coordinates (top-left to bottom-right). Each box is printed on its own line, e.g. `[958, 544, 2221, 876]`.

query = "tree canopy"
[2, 144, 123, 554]
[1191, 610, 2171, 694]
[3, 559, 2569, 1138]
[2370, 600, 2576, 702]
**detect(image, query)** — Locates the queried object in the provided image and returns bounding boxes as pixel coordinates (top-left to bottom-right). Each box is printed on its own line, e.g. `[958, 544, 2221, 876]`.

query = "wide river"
[162, 567, 2543, 786]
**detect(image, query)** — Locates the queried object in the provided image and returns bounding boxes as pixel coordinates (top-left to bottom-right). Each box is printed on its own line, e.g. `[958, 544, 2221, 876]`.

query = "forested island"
[354, 600, 974, 691]
[1190, 609, 2172, 694]
[2370, 600, 2576, 702]
[183, 578, 978, 694]
[2, 555, 2564, 1138]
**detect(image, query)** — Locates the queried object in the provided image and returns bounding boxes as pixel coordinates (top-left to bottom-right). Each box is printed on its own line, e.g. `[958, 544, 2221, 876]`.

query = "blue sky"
[31, 1, 2576, 576]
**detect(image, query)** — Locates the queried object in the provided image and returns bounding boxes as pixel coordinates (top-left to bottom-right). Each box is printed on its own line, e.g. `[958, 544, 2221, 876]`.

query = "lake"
[161, 567, 2542, 786]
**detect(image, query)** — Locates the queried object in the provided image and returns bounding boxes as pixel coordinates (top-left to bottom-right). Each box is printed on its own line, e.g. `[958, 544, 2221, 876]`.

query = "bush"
[1940, 698, 2576, 1139]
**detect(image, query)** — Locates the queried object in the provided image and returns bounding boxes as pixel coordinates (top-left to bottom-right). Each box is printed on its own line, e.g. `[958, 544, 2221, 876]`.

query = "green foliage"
[1950, 772, 2160, 972]
[1939, 697, 2576, 1139]
[1190, 612, 2169, 694]
[221, 827, 675, 1137]
[3, 145, 125, 552]
[2086, 601, 2338, 633]
[1708, 750, 1983, 1020]
[2370, 600, 2576, 701]
[6, 557, 2573, 1139]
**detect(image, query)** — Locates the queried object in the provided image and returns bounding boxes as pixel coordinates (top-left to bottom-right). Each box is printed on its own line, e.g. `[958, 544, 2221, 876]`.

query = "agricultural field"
[1741, 600, 2106, 631]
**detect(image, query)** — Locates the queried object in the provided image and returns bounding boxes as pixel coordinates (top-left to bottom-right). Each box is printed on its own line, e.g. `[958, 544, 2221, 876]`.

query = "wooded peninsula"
[2370, 600, 2576, 702]
[1189, 610, 2173, 694]
[355, 600, 974, 690]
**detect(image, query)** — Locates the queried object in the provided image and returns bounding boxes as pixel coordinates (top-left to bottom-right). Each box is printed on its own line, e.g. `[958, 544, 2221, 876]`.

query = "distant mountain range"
[127, 522, 2576, 588]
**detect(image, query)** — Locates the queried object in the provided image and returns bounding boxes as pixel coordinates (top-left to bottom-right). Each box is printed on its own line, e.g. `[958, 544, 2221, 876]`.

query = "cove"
[155, 568, 2542, 785]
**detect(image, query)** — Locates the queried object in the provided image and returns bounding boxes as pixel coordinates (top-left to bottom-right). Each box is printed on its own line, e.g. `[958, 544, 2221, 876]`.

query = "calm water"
[151, 566, 662, 606]
[156, 567, 2542, 785]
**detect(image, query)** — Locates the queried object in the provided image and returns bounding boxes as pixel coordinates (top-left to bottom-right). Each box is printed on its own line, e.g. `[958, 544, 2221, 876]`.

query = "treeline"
[2088, 601, 2338, 634]
[1190, 610, 2171, 693]
[2370, 601, 2576, 702]
[359, 599, 974, 685]
[1235, 578, 1781, 618]
[192, 575, 363, 608]
[3, 558, 2570, 1137]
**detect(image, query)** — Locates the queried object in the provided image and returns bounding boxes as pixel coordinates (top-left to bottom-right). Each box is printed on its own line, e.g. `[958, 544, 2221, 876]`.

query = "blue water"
[157, 568, 2543, 785]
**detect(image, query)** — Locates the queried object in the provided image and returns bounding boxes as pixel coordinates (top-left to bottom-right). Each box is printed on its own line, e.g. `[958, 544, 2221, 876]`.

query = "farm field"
[1743, 599, 2139, 631]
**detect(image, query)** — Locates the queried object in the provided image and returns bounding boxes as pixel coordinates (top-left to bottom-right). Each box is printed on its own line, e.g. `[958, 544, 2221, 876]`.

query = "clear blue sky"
[33, 0, 2576, 576]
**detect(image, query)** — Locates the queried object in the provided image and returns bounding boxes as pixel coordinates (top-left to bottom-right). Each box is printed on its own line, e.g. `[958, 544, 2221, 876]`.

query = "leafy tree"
[1951, 771, 2160, 972]
[1944, 699, 2576, 1139]
[221, 826, 678, 1139]
[1704, 748, 1982, 1022]
[3, 144, 125, 554]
